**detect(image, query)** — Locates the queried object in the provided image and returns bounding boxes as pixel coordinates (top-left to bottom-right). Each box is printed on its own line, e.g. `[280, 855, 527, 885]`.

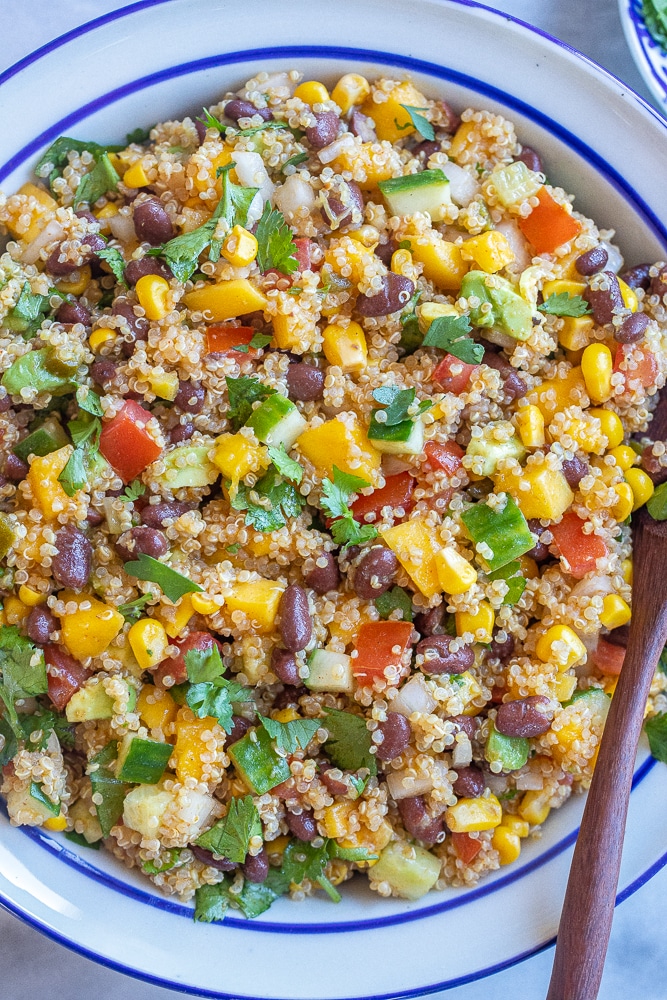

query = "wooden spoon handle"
[546, 551, 667, 1000]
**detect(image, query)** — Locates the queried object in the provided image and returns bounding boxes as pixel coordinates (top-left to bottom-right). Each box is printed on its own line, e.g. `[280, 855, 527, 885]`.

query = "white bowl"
[618, 0, 667, 111]
[2, 1, 667, 997]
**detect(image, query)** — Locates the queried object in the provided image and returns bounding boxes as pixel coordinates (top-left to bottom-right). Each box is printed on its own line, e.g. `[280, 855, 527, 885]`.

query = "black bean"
[516, 146, 543, 173]
[305, 111, 340, 149]
[243, 848, 269, 883]
[190, 844, 236, 871]
[174, 380, 205, 414]
[124, 257, 171, 286]
[620, 263, 651, 290]
[286, 362, 325, 402]
[271, 647, 300, 686]
[649, 264, 667, 298]
[169, 422, 195, 444]
[414, 604, 446, 638]
[141, 501, 192, 527]
[227, 715, 252, 745]
[45, 244, 80, 276]
[26, 606, 58, 645]
[224, 99, 272, 123]
[615, 311, 649, 345]
[452, 765, 485, 798]
[375, 713, 411, 761]
[113, 300, 149, 357]
[527, 519, 549, 563]
[437, 100, 461, 134]
[447, 715, 478, 739]
[482, 347, 527, 401]
[416, 634, 474, 675]
[413, 140, 440, 160]
[397, 796, 444, 846]
[273, 684, 308, 710]
[4, 453, 29, 481]
[75, 210, 98, 225]
[583, 270, 624, 325]
[90, 359, 118, 387]
[304, 553, 340, 594]
[133, 199, 175, 245]
[115, 526, 168, 562]
[52, 525, 92, 591]
[286, 809, 318, 842]
[641, 445, 667, 486]
[488, 632, 515, 662]
[82, 233, 106, 255]
[279, 584, 311, 652]
[353, 546, 398, 599]
[56, 300, 91, 326]
[374, 239, 398, 267]
[605, 624, 630, 648]
[349, 109, 376, 141]
[194, 119, 208, 144]
[319, 763, 348, 797]
[0, 395, 11, 413]
[323, 181, 364, 230]
[356, 273, 414, 317]
[575, 246, 609, 276]
[495, 695, 552, 738]
[85, 507, 104, 527]
[561, 455, 588, 489]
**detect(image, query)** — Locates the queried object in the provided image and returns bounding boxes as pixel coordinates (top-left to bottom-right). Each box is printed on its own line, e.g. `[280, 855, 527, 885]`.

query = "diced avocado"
[378, 169, 452, 222]
[116, 734, 173, 784]
[370, 840, 442, 900]
[305, 649, 354, 694]
[465, 421, 525, 477]
[154, 443, 218, 488]
[0, 513, 16, 560]
[122, 780, 173, 838]
[1, 348, 76, 397]
[68, 796, 104, 844]
[460, 495, 534, 572]
[564, 688, 610, 720]
[246, 394, 307, 449]
[367, 412, 424, 456]
[461, 270, 533, 341]
[13, 416, 69, 462]
[65, 678, 136, 723]
[228, 726, 291, 794]
[485, 720, 530, 771]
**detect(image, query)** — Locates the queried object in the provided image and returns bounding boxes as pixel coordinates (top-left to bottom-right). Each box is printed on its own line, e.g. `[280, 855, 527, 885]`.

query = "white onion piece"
[245, 191, 265, 228]
[389, 675, 437, 717]
[600, 240, 624, 274]
[385, 760, 449, 801]
[515, 771, 544, 791]
[238, 72, 294, 99]
[571, 574, 615, 600]
[20, 219, 65, 265]
[109, 210, 136, 243]
[273, 174, 316, 229]
[437, 160, 479, 206]
[495, 219, 533, 272]
[484, 771, 509, 796]
[232, 151, 275, 205]
[451, 735, 472, 767]
[318, 135, 355, 165]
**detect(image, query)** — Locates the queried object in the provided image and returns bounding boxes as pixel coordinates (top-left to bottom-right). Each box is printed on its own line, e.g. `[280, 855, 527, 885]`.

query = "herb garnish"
[267, 444, 303, 484]
[0, 627, 48, 741]
[73, 153, 120, 208]
[422, 314, 484, 364]
[96, 246, 127, 286]
[195, 795, 261, 863]
[319, 467, 378, 548]
[123, 553, 203, 603]
[258, 714, 320, 754]
[538, 292, 591, 317]
[397, 104, 435, 141]
[255, 203, 298, 275]
[232, 332, 272, 354]
[374, 586, 413, 622]
[184, 644, 253, 733]
[231, 466, 304, 532]
[371, 385, 432, 425]
[225, 375, 277, 431]
[88, 740, 127, 838]
[120, 479, 146, 502]
[117, 594, 153, 623]
[322, 707, 377, 775]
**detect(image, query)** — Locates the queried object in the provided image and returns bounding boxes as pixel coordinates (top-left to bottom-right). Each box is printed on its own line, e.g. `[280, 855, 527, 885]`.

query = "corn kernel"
[434, 546, 477, 595]
[190, 593, 219, 615]
[273, 707, 300, 724]
[610, 481, 634, 522]
[4, 595, 29, 625]
[621, 558, 633, 584]
[518, 789, 551, 826]
[625, 467, 654, 510]
[321, 320, 368, 374]
[502, 814, 530, 838]
[323, 801, 354, 839]
[331, 73, 371, 114]
[123, 161, 151, 188]
[128, 618, 169, 670]
[56, 265, 91, 297]
[581, 343, 613, 404]
[221, 225, 258, 267]
[44, 814, 68, 832]
[599, 594, 632, 629]
[618, 277, 638, 312]
[535, 624, 587, 669]
[4, 182, 57, 241]
[445, 794, 503, 833]
[94, 203, 119, 220]
[89, 328, 117, 352]
[588, 408, 624, 449]
[18, 585, 46, 607]
[391, 248, 413, 277]
[461, 230, 514, 273]
[455, 601, 494, 643]
[136, 274, 170, 321]
[542, 278, 588, 300]
[608, 445, 637, 471]
[492, 826, 522, 865]
[515, 405, 545, 448]
[294, 80, 330, 105]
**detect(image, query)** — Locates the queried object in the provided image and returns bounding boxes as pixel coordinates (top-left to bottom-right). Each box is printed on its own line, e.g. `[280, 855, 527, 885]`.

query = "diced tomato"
[44, 644, 89, 710]
[550, 511, 608, 580]
[423, 440, 465, 476]
[432, 353, 479, 394]
[99, 400, 162, 483]
[152, 631, 224, 687]
[451, 832, 483, 864]
[353, 621, 414, 684]
[518, 187, 582, 255]
[591, 638, 625, 676]
[205, 324, 262, 357]
[293, 238, 316, 272]
[613, 343, 659, 391]
[351, 472, 415, 524]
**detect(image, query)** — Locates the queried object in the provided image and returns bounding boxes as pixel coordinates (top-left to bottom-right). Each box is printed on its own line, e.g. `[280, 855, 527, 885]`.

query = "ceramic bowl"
[618, 0, 667, 111]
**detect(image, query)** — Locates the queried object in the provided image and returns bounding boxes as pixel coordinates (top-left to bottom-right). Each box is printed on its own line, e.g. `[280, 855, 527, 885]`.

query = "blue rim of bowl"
[624, 0, 667, 103]
[1, 3, 667, 996]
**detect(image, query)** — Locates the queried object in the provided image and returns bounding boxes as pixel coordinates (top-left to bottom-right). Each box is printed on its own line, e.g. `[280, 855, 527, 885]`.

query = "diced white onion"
[516, 771, 544, 791]
[232, 151, 275, 205]
[109, 211, 136, 243]
[20, 219, 65, 265]
[601, 240, 624, 274]
[437, 160, 479, 206]
[389, 675, 437, 717]
[495, 219, 533, 272]
[452, 735, 473, 767]
[273, 174, 316, 227]
[318, 135, 355, 165]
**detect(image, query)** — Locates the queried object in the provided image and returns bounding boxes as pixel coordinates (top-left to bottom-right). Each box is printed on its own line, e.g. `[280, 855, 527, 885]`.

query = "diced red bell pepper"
[550, 511, 608, 579]
[591, 638, 625, 676]
[206, 324, 261, 357]
[44, 644, 89, 710]
[613, 343, 659, 391]
[518, 187, 582, 255]
[451, 831, 483, 864]
[293, 238, 317, 272]
[152, 631, 224, 687]
[423, 440, 465, 476]
[351, 472, 415, 524]
[99, 400, 162, 483]
[353, 621, 414, 684]
[432, 353, 479, 394]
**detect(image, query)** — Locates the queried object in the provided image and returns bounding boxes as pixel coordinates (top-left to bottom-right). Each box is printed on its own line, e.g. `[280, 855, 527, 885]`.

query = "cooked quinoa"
[1, 68, 667, 919]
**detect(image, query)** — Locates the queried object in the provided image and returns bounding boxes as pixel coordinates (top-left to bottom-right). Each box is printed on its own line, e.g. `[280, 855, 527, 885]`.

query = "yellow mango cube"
[361, 80, 429, 142]
[148, 371, 179, 401]
[526, 366, 586, 421]
[542, 278, 587, 301]
[183, 278, 267, 321]
[173, 710, 217, 782]
[324, 237, 377, 285]
[558, 316, 594, 351]
[213, 433, 269, 485]
[518, 789, 552, 826]
[405, 232, 469, 291]
[297, 416, 381, 484]
[155, 594, 194, 639]
[57, 592, 125, 661]
[27, 447, 80, 519]
[5, 182, 57, 241]
[445, 794, 503, 833]
[381, 518, 441, 598]
[461, 231, 514, 273]
[330, 142, 396, 191]
[137, 685, 178, 731]
[493, 460, 574, 521]
[323, 801, 355, 838]
[322, 321, 368, 373]
[225, 579, 285, 632]
[492, 826, 522, 865]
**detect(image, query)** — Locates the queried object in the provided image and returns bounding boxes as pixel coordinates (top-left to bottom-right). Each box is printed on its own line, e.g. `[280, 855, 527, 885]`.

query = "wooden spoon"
[547, 397, 667, 1000]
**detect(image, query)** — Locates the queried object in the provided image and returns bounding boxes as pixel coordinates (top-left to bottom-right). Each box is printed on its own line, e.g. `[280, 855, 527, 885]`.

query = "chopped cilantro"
[184, 644, 253, 732]
[538, 292, 591, 317]
[120, 479, 146, 502]
[232, 332, 272, 353]
[0, 627, 48, 741]
[236, 120, 289, 137]
[320, 467, 378, 548]
[58, 406, 102, 497]
[226, 543, 240, 555]
[647, 481, 667, 521]
[322, 707, 377, 775]
[398, 240, 413, 250]
[142, 849, 182, 874]
[194, 882, 230, 923]
[117, 594, 152, 623]
[34, 136, 123, 189]
[398, 104, 435, 141]
[73, 152, 120, 208]
[21, 708, 74, 751]
[123, 553, 203, 603]
[231, 467, 305, 532]
[225, 375, 276, 431]
[371, 385, 432, 425]
[96, 246, 127, 286]
[195, 795, 261, 863]
[267, 444, 303, 484]
[399, 290, 423, 355]
[258, 714, 320, 754]
[265, 838, 333, 898]
[126, 126, 153, 144]
[197, 108, 227, 133]
[88, 741, 127, 838]
[422, 314, 484, 364]
[57, 447, 88, 497]
[255, 203, 298, 275]
[65, 831, 101, 849]
[194, 877, 277, 921]
[646, 712, 667, 763]
[282, 151, 309, 173]
[5, 282, 51, 337]
[75, 386, 103, 416]
[30, 781, 60, 816]
[374, 586, 413, 622]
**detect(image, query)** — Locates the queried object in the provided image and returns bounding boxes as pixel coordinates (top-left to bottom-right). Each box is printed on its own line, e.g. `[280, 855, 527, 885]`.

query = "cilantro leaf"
[374, 586, 413, 622]
[30, 781, 60, 816]
[5, 282, 50, 337]
[538, 292, 591, 317]
[195, 795, 261, 863]
[236, 120, 288, 137]
[399, 104, 435, 141]
[68, 411, 101, 448]
[371, 385, 432, 425]
[88, 740, 127, 838]
[58, 408, 102, 497]
[120, 479, 146, 502]
[21, 708, 74, 751]
[232, 332, 272, 354]
[123, 553, 202, 603]
[646, 712, 667, 763]
[231, 469, 304, 532]
[216, 163, 259, 233]
[330, 517, 378, 548]
[184, 644, 226, 683]
[197, 108, 227, 134]
[0, 628, 48, 740]
[225, 375, 276, 431]
[186, 682, 235, 732]
[0, 715, 18, 766]
[96, 246, 127, 286]
[320, 467, 378, 548]
[258, 714, 320, 754]
[194, 883, 230, 922]
[647, 481, 667, 521]
[194, 877, 277, 921]
[64, 831, 101, 849]
[34, 136, 123, 188]
[57, 447, 88, 497]
[399, 290, 423, 355]
[126, 126, 153, 144]
[117, 594, 152, 623]
[149, 221, 216, 283]
[282, 152, 308, 173]
[422, 314, 484, 364]
[233, 879, 278, 918]
[267, 444, 303, 484]
[322, 708, 377, 775]
[264, 837, 341, 902]
[75, 386, 103, 416]
[73, 152, 120, 208]
[184, 645, 252, 731]
[142, 849, 182, 874]
[255, 203, 298, 275]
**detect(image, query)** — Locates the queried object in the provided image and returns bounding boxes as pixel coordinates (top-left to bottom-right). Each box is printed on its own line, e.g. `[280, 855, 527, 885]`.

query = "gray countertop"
[1, 2, 665, 998]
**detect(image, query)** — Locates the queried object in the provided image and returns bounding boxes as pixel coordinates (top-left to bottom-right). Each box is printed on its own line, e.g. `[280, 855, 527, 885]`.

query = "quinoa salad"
[1, 68, 667, 921]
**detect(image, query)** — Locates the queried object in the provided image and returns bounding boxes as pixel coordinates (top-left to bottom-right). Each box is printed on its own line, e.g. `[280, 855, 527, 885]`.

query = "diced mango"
[183, 279, 267, 321]
[526, 366, 586, 421]
[324, 236, 377, 285]
[330, 142, 396, 191]
[225, 579, 285, 631]
[4, 595, 29, 626]
[297, 416, 381, 484]
[381, 518, 441, 598]
[137, 684, 178, 731]
[558, 316, 594, 352]
[213, 433, 269, 486]
[322, 321, 368, 373]
[361, 81, 429, 143]
[493, 460, 574, 521]
[445, 794, 503, 833]
[154, 594, 194, 639]
[27, 447, 80, 519]
[405, 231, 468, 292]
[461, 231, 514, 273]
[542, 278, 587, 301]
[173, 709, 217, 782]
[56, 592, 125, 661]
[5, 182, 57, 241]
[518, 789, 552, 826]
[339, 817, 393, 856]
[323, 800, 355, 838]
